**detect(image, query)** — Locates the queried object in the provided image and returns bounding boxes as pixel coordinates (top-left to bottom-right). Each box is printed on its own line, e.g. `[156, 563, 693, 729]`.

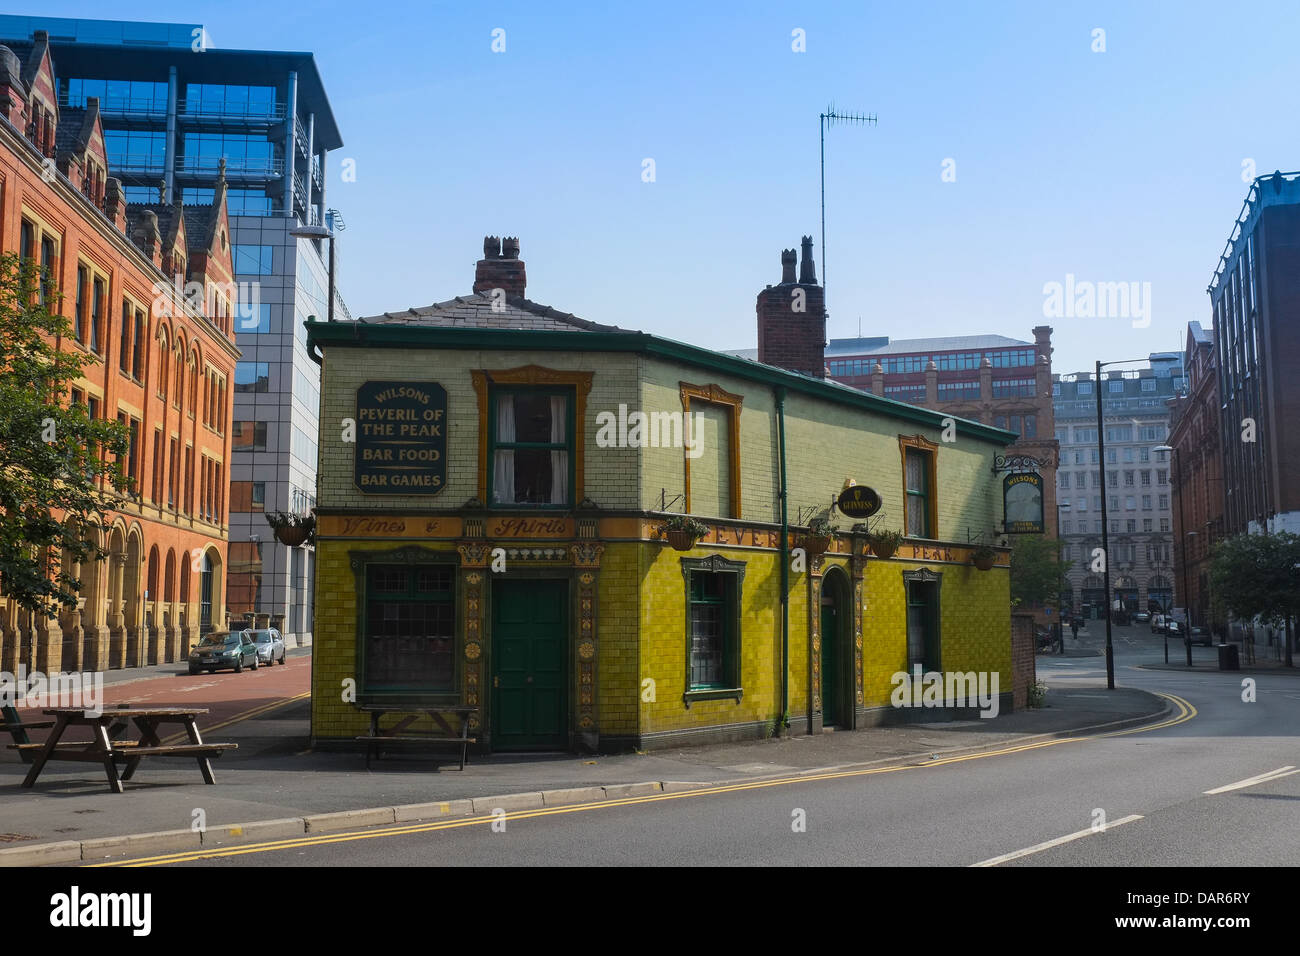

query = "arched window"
[189, 350, 199, 414]
[158, 328, 170, 398]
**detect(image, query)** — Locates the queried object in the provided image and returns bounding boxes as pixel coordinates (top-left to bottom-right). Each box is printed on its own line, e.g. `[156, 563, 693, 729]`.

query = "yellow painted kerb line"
[96, 692, 1194, 867]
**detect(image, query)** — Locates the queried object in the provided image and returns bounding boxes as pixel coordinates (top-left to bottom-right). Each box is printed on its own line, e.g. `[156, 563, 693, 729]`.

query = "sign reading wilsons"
[1002, 472, 1044, 533]
[355, 381, 447, 493]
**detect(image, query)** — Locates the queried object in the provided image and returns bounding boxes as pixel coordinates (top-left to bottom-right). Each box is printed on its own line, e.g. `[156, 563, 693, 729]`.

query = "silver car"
[250, 628, 287, 665]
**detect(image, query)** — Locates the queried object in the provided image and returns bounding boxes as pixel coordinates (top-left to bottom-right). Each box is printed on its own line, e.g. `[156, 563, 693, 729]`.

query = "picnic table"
[355, 704, 477, 770]
[12, 706, 236, 794]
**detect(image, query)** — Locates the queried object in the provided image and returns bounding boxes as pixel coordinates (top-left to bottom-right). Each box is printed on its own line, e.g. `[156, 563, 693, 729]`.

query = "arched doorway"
[146, 546, 160, 663]
[821, 566, 851, 729]
[199, 548, 222, 635]
[164, 549, 178, 662]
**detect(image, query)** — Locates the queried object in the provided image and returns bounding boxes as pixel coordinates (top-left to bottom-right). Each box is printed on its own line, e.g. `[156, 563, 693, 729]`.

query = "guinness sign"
[836, 484, 882, 519]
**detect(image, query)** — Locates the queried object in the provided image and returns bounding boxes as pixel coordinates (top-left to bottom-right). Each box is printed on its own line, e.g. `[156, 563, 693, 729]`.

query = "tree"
[1209, 531, 1300, 667]
[0, 253, 128, 618]
[1010, 533, 1072, 609]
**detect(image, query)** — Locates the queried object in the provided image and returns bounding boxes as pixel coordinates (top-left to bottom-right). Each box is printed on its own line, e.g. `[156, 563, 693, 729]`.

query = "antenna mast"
[820, 104, 877, 326]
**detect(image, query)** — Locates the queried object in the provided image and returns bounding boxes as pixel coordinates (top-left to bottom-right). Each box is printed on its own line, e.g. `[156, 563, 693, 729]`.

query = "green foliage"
[660, 514, 709, 537]
[1209, 532, 1300, 627]
[806, 514, 834, 536]
[1026, 680, 1048, 708]
[0, 253, 128, 616]
[866, 528, 903, 554]
[1010, 533, 1071, 608]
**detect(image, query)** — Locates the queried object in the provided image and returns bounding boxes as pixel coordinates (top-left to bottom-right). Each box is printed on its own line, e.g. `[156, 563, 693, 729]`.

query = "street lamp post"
[1095, 359, 1150, 689]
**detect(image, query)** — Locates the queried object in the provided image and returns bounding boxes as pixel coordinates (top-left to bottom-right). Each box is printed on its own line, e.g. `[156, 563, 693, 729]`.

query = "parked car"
[1134, 611, 1150, 623]
[1151, 614, 1165, 633]
[250, 628, 287, 665]
[188, 630, 259, 674]
[1189, 626, 1212, 646]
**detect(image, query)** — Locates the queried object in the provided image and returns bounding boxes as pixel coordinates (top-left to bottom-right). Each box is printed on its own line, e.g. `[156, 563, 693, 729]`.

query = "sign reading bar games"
[355, 381, 447, 494]
[1003, 472, 1044, 533]
[836, 484, 882, 519]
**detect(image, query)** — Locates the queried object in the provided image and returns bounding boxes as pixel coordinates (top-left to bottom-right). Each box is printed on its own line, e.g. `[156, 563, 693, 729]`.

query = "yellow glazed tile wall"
[638, 541, 791, 734]
[860, 558, 1011, 709]
[596, 543, 640, 736]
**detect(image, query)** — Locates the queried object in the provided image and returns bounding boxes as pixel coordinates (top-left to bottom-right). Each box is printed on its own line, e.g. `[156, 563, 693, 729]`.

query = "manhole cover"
[0, 833, 37, 843]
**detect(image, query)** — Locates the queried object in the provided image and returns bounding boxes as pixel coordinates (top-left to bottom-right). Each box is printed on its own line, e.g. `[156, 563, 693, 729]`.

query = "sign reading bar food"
[355, 381, 447, 494]
[1003, 471, 1044, 533]
[836, 484, 882, 519]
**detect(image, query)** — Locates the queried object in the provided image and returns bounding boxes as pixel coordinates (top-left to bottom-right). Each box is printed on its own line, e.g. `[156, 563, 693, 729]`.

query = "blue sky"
[36, 0, 1300, 372]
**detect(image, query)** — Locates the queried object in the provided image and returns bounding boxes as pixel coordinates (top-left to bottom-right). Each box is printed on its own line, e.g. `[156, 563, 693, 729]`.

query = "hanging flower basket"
[660, 515, 709, 552]
[267, 511, 315, 548]
[801, 533, 832, 557]
[971, 545, 997, 571]
[866, 530, 903, 560]
[801, 516, 834, 556]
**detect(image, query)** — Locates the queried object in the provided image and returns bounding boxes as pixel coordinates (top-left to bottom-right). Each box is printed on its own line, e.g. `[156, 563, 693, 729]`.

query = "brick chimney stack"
[473, 235, 527, 298]
[756, 236, 826, 378]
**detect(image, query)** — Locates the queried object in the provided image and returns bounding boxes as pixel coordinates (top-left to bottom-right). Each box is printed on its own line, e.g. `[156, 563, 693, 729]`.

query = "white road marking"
[1203, 766, 1299, 795]
[971, 814, 1144, 867]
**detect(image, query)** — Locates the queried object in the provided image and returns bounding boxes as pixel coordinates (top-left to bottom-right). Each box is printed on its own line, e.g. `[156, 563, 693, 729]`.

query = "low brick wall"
[1011, 612, 1036, 710]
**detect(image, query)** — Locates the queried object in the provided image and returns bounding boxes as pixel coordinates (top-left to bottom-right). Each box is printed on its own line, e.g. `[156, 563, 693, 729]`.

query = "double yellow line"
[94, 692, 1195, 867]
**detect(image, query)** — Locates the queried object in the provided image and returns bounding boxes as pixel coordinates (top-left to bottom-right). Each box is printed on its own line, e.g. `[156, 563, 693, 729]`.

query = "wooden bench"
[2, 705, 56, 764]
[355, 705, 477, 771]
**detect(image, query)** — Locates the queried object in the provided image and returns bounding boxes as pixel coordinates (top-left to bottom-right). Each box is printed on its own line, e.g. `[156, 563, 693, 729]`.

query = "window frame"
[350, 548, 459, 700]
[471, 366, 593, 508]
[680, 554, 746, 705]
[680, 381, 744, 520]
[486, 385, 576, 510]
[899, 435, 939, 539]
[902, 569, 943, 672]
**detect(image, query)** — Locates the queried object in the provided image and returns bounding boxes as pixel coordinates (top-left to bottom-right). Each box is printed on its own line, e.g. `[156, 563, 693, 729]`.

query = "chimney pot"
[799, 235, 817, 285]
[474, 235, 526, 297]
[780, 249, 797, 283]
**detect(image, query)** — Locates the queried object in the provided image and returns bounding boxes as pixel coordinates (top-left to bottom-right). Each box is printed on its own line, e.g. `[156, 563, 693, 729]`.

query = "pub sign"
[836, 484, 882, 519]
[355, 381, 447, 494]
[1002, 471, 1044, 533]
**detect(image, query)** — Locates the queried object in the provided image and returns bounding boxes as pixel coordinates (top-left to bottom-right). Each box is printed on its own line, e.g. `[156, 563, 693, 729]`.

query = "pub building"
[306, 237, 1027, 753]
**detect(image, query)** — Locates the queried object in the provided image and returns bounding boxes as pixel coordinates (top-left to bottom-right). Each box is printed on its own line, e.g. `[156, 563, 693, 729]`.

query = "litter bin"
[1217, 643, 1239, 671]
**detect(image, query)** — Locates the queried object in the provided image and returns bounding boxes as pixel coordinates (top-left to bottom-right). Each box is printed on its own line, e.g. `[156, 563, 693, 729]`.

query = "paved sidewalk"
[0, 677, 1168, 864]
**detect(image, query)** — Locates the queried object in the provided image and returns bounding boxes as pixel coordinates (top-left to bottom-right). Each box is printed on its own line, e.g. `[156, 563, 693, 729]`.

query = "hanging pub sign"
[355, 381, 447, 494]
[1003, 472, 1044, 533]
[836, 484, 882, 519]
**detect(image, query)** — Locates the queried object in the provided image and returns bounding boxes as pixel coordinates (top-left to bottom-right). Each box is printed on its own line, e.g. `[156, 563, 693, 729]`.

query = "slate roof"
[361, 293, 628, 333]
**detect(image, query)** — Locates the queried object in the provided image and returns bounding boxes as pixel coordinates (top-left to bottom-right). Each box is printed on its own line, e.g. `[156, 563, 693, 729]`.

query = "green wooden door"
[491, 579, 568, 749]
[821, 599, 839, 726]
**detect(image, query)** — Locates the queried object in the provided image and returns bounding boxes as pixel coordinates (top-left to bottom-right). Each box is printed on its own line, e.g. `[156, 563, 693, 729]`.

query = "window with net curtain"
[905, 447, 932, 537]
[491, 390, 571, 506]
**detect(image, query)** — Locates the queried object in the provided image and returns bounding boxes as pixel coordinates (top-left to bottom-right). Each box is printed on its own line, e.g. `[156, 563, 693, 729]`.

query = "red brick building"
[1167, 321, 1223, 631]
[0, 32, 239, 673]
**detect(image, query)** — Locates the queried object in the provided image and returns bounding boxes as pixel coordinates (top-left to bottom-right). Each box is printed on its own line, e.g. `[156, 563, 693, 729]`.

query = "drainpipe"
[776, 387, 790, 730]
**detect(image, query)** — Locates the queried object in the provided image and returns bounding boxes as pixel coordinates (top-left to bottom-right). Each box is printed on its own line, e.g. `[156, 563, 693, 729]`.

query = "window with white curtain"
[490, 390, 571, 506]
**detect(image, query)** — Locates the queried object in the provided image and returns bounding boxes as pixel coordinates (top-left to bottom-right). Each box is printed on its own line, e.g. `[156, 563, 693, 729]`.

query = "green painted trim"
[683, 688, 744, 707]
[306, 322, 1016, 444]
